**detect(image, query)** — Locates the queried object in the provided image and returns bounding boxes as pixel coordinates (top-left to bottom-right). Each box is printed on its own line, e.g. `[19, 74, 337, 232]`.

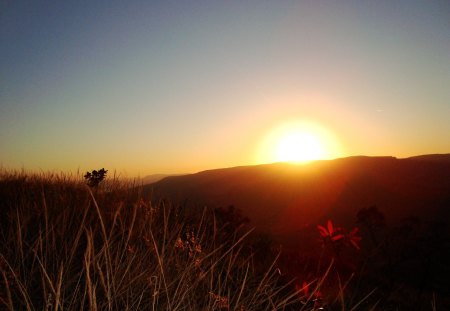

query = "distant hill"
[140, 173, 186, 185]
[405, 153, 450, 163]
[145, 155, 450, 240]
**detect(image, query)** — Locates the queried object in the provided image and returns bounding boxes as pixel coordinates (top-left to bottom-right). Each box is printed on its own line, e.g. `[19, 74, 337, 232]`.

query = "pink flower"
[347, 227, 362, 250]
[317, 220, 344, 242]
[296, 281, 309, 296]
[296, 280, 323, 301]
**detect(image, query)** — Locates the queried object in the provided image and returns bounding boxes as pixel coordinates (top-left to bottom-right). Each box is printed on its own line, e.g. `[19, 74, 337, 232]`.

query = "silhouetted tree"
[215, 205, 249, 234]
[357, 205, 385, 246]
[357, 205, 393, 284]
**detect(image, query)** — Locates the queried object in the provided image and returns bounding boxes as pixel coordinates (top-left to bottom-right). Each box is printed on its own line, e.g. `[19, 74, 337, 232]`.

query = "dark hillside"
[146, 155, 450, 308]
[406, 153, 450, 163]
[146, 155, 450, 236]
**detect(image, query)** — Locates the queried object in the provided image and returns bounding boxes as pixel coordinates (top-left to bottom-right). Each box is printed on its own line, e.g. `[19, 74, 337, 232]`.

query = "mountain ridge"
[145, 155, 450, 238]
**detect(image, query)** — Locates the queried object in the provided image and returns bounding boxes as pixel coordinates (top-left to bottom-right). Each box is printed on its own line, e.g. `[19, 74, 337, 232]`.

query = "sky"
[1, 0, 449, 176]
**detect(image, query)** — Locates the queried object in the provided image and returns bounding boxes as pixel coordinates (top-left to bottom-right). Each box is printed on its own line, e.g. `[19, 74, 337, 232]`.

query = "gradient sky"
[1, 0, 449, 176]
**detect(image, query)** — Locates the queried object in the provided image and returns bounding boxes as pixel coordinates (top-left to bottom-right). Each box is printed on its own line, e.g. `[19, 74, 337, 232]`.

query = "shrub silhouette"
[357, 205, 385, 246]
[84, 168, 107, 187]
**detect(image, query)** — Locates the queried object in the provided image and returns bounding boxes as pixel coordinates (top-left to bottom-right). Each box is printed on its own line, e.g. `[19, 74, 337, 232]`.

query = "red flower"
[296, 281, 309, 296]
[317, 220, 344, 242]
[347, 227, 362, 250]
[296, 280, 322, 301]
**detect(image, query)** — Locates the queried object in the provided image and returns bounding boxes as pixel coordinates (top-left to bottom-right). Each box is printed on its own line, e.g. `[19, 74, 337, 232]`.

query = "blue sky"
[1, 0, 449, 176]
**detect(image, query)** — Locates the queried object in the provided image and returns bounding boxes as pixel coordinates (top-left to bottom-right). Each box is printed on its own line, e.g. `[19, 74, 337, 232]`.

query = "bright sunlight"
[276, 131, 323, 162]
[257, 120, 343, 164]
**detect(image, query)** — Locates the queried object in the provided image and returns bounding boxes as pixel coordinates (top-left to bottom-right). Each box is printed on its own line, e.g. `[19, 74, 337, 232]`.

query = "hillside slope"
[146, 155, 450, 236]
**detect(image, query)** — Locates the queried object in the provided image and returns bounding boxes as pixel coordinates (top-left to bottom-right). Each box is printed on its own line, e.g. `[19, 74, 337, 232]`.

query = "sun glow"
[257, 120, 343, 164]
[276, 132, 323, 162]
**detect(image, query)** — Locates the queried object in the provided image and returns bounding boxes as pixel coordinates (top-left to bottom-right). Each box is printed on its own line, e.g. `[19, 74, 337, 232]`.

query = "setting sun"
[275, 131, 323, 163]
[257, 120, 343, 164]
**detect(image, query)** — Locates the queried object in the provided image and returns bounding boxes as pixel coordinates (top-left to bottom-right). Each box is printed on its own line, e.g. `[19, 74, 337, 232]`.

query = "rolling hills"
[145, 155, 450, 239]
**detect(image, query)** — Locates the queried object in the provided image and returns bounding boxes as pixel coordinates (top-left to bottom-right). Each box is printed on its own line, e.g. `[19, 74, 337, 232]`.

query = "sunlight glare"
[276, 132, 323, 162]
[257, 120, 343, 164]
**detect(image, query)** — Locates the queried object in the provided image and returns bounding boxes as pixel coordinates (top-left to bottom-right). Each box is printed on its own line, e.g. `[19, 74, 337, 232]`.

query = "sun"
[257, 120, 342, 164]
[275, 131, 323, 163]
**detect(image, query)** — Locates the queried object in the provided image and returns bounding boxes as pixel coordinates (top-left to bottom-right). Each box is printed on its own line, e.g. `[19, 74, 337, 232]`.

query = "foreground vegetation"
[0, 170, 308, 310]
[0, 169, 446, 310]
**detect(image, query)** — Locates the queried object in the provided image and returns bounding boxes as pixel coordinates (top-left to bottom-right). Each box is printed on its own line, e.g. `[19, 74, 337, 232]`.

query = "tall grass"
[0, 170, 304, 310]
[3, 170, 427, 310]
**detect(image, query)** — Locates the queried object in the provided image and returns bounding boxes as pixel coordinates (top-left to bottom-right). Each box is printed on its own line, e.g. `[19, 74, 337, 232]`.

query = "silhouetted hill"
[406, 153, 450, 163]
[141, 173, 185, 185]
[146, 155, 450, 240]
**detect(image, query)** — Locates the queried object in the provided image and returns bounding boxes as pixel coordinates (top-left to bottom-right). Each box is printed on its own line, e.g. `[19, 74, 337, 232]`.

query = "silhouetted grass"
[0, 170, 307, 310]
[1, 169, 438, 310]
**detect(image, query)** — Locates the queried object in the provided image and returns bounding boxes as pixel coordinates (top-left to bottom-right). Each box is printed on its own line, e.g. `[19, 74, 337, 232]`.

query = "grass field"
[0, 170, 309, 310]
[0, 170, 441, 310]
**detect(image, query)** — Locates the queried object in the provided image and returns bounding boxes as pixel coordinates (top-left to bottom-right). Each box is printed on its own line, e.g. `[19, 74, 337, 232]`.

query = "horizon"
[1, 1, 449, 176]
[3, 153, 448, 179]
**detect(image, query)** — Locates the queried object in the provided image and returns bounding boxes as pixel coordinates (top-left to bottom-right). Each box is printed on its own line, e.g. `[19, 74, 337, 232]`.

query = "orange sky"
[1, 1, 449, 176]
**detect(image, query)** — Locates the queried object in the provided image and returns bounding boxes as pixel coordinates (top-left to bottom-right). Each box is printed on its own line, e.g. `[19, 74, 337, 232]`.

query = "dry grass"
[2, 169, 419, 310]
[0, 170, 306, 310]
